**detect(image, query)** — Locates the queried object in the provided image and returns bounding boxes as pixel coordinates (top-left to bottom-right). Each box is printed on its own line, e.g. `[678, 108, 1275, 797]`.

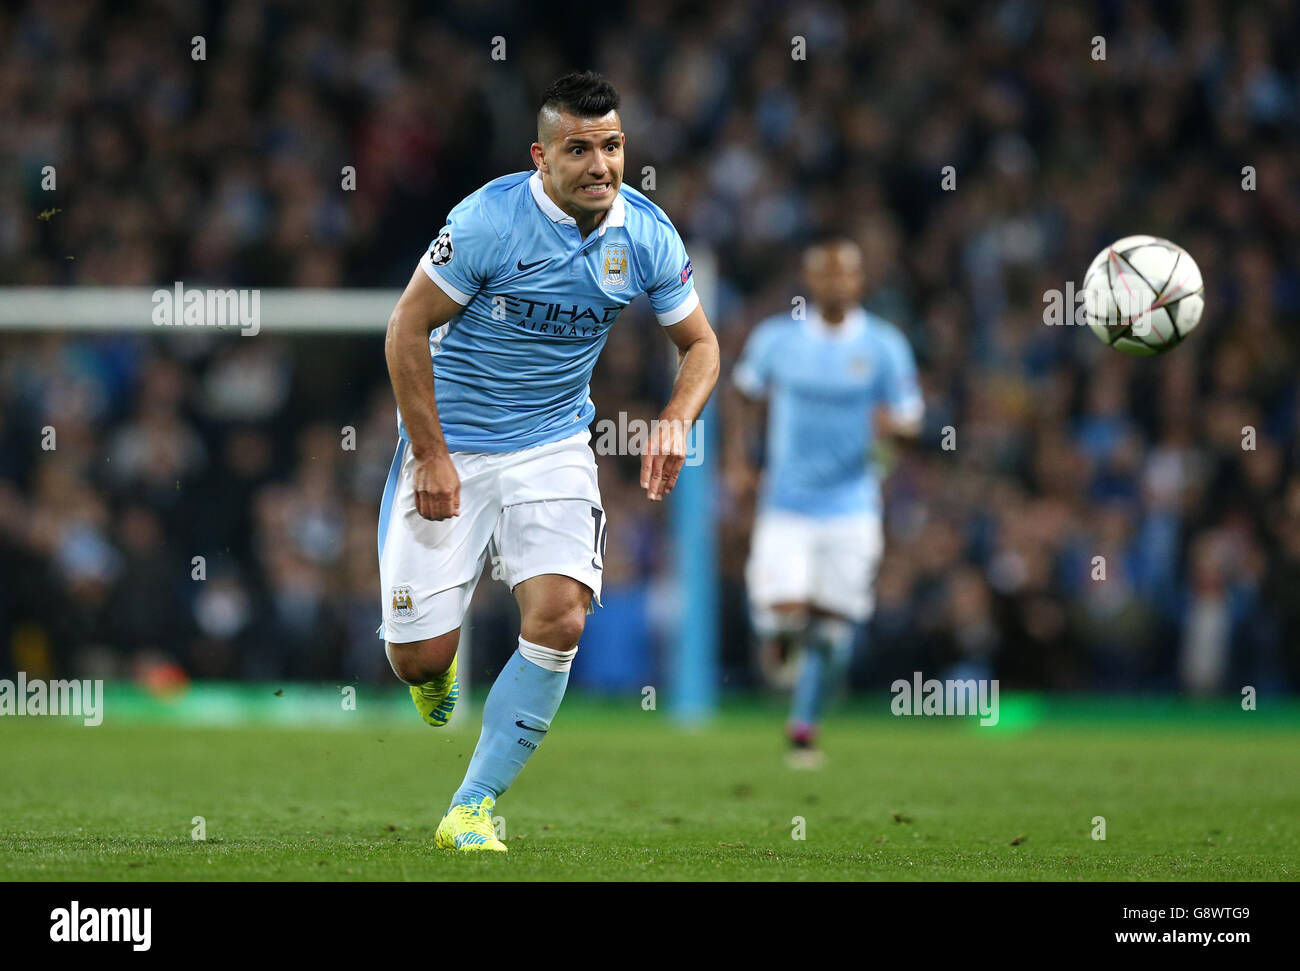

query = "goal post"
[668, 246, 720, 723]
[0, 286, 401, 332]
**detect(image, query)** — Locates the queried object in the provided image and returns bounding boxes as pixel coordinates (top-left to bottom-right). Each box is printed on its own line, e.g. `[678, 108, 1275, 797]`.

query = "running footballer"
[379, 72, 719, 851]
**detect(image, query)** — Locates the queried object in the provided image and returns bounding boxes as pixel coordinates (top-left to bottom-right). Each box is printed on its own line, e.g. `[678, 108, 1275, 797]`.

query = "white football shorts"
[746, 508, 884, 628]
[378, 429, 605, 643]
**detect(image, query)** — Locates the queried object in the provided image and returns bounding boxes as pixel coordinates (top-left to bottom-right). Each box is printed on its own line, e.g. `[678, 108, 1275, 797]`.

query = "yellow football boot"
[409, 655, 459, 727]
[434, 796, 508, 852]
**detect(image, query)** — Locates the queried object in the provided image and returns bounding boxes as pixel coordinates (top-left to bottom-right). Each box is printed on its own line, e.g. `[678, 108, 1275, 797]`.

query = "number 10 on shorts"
[591, 506, 608, 570]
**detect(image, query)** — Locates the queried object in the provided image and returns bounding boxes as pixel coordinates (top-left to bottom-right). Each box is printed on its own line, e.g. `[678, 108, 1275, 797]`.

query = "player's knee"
[760, 602, 807, 641]
[385, 630, 459, 684]
[523, 601, 587, 651]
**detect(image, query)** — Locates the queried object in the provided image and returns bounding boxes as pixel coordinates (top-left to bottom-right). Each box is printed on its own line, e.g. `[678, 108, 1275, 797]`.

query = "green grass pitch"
[2, 696, 1296, 881]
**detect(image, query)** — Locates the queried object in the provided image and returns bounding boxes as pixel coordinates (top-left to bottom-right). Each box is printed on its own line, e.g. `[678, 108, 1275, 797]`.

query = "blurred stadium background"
[2, 0, 1299, 718]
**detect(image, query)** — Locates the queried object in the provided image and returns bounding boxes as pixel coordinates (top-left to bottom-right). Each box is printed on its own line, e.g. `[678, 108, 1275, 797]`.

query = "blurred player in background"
[729, 238, 922, 768]
[381, 72, 719, 850]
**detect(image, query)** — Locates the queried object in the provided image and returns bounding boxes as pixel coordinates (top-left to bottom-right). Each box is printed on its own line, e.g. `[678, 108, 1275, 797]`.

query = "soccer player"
[728, 237, 922, 768]
[379, 72, 719, 851]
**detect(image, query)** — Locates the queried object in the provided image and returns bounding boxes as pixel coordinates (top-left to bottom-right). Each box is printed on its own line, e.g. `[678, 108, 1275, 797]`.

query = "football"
[1083, 235, 1205, 355]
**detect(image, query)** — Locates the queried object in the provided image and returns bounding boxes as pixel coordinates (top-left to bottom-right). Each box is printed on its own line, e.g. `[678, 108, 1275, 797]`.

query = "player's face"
[534, 111, 625, 219]
[804, 242, 866, 312]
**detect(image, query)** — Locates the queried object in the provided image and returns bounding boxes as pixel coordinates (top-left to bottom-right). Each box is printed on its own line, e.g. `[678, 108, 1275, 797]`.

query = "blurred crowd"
[2, 0, 1299, 693]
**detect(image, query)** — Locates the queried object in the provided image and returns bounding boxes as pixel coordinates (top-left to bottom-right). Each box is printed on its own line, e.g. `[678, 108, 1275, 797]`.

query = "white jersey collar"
[804, 306, 867, 341]
[529, 170, 625, 235]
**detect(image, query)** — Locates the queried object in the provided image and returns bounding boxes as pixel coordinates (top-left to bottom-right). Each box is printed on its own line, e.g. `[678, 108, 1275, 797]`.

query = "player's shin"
[448, 637, 576, 810]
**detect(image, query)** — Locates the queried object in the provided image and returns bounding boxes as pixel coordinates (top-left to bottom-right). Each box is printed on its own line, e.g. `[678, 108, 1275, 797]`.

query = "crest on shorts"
[600, 243, 629, 290]
[390, 585, 417, 621]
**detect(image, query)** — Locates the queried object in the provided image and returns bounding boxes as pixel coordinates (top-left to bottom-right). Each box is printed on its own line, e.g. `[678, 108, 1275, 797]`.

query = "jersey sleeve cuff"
[889, 396, 924, 426]
[419, 253, 473, 305]
[655, 289, 699, 326]
[732, 363, 767, 398]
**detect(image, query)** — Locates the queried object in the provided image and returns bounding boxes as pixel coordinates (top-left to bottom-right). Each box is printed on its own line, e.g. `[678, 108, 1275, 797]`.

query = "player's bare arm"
[643, 303, 720, 502]
[725, 384, 763, 500]
[385, 265, 463, 521]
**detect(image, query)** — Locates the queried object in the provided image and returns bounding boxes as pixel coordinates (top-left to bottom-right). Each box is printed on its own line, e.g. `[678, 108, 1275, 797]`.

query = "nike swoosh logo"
[516, 257, 549, 272]
[515, 719, 548, 734]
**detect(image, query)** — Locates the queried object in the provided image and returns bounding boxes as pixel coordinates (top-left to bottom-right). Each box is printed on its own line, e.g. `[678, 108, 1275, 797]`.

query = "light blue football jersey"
[733, 307, 922, 518]
[403, 171, 698, 452]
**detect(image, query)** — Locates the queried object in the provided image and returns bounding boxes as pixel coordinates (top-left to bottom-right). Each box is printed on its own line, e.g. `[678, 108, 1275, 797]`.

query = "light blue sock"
[450, 637, 576, 811]
[790, 617, 857, 729]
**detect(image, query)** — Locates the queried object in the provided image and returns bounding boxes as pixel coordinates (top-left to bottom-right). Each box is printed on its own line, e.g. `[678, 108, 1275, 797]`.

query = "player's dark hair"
[539, 71, 621, 120]
[803, 231, 860, 260]
[804, 229, 857, 252]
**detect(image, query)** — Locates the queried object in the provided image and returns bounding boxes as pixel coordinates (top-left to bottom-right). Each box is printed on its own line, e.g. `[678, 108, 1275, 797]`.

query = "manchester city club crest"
[600, 243, 629, 291]
[390, 585, 417, 621]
